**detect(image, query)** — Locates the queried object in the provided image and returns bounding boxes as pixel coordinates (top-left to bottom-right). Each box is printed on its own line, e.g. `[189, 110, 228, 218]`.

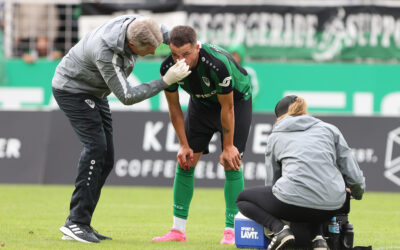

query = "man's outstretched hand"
[163, 59, 191, 85]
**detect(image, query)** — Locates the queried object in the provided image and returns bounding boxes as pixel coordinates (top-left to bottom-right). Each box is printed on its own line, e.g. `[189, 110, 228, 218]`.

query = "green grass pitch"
[0, 185, 399, 249]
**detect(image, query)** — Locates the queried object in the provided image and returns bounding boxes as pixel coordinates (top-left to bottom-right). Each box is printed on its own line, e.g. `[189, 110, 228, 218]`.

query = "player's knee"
[176, 165, 195, 176]
[225, 168, 243, 180]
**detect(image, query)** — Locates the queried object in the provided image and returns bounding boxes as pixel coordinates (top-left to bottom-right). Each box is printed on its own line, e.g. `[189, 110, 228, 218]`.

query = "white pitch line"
[374, 247, 400, 249]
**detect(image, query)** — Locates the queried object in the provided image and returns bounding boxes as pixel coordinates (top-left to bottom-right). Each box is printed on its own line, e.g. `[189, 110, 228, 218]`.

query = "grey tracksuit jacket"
[265, 115, 365, 210]
[52, 15, 169, 104]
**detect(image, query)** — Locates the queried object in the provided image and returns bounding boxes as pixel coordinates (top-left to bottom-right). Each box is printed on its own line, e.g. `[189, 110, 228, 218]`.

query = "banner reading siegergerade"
[184, 4, 400, 61]
[81, 1, 400, 61]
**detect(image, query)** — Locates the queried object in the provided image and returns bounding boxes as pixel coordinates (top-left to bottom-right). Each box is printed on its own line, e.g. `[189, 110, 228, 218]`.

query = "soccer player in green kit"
[152, 26, 252, 245]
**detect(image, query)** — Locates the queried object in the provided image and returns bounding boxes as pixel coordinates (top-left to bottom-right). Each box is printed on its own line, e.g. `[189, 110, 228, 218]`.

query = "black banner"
[1, 110, 400, 191]
[0, 112, 49, 183]
[185, 4, 400, 61]
[80, 2, 400, 61]
[81, 0, 183, 14]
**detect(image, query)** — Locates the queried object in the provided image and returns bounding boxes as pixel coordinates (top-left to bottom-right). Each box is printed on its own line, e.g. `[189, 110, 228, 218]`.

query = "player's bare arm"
[217, 92, 241, 170]
[165, 90, 193, 170]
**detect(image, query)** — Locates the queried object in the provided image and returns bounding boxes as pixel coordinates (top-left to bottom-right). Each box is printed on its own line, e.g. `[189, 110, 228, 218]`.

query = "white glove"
[163, 59, 191, 85]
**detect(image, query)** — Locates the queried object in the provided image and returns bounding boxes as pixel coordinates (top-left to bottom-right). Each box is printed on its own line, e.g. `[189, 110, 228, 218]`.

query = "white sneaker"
[61, 235, 73, 240]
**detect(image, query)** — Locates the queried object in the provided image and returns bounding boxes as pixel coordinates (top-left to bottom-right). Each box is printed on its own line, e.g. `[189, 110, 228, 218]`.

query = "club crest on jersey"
[85, 99, 95, 109]
[219, 76, 232, 87]
[202, 77, 211, 87]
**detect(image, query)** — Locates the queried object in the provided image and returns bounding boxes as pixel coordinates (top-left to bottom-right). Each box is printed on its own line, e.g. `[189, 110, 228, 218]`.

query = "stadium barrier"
[0, 110, 399, 192]
[2, 59, 400, 116]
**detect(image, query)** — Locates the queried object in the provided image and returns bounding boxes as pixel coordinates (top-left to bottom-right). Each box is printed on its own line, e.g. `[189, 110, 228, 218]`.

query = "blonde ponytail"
[276, 97, 307, 121]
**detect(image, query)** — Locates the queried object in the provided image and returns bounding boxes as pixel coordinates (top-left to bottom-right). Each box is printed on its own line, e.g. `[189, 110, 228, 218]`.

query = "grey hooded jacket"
[265, 115, 365, 210]
[52, 15, 170, 105]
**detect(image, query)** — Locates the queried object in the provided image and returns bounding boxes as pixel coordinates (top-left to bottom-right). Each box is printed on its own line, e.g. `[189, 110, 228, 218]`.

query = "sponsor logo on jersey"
[202, 77, 211, 87]
[195, 90, 217, 98]
[219, 76, 232, 87]
[85, 99, 95, 109]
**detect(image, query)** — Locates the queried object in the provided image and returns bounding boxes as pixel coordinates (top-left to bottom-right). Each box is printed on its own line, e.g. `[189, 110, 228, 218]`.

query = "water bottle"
[341, 223, 354, 250]
[328, 217, 340, 250]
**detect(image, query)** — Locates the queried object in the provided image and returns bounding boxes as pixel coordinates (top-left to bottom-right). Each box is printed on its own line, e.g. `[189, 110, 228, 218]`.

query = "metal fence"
[3, 0, 80, 58]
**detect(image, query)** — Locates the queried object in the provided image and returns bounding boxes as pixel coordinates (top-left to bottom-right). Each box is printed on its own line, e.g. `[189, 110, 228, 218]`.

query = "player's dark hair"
[170, 25, 197, 47]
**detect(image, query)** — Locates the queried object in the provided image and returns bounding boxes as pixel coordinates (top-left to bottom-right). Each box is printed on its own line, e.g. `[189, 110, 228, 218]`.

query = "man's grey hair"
[126, 17, 163, 49]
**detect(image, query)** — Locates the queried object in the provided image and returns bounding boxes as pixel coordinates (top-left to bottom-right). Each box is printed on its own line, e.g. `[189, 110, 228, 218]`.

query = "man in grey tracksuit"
[53, 15, 190, 243]
[236, 95, 365, 250]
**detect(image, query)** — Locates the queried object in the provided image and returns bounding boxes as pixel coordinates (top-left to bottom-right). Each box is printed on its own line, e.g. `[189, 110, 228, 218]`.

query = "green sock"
[173, 166, 195, 220]
[224, 169, 244, 228]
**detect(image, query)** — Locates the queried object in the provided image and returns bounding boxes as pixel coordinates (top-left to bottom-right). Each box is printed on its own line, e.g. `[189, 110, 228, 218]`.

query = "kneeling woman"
[236, 96, 365, 250]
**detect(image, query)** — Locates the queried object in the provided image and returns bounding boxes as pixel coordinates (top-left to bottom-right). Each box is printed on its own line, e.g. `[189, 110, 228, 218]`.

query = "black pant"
[236, 186, 346, 237]
[53, 88, 114, 225]
[185, 97, 252, 154]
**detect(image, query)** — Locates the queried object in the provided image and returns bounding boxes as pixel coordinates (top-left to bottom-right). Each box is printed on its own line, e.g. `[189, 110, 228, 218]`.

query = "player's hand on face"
[162, 59, 191, 85]
[177, 145, 194, 170]
[220, 146, 241, 171]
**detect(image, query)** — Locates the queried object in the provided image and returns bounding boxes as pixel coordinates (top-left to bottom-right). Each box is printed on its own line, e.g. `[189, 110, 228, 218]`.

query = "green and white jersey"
[161, 43, 252, 106]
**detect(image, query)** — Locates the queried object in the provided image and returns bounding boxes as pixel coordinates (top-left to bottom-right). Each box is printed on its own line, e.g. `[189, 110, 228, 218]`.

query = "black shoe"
[59, 220, 100, 243]
[92, 228, 112, 240]
[312, 235, 329, 250]
[267, 225, 295, 250]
